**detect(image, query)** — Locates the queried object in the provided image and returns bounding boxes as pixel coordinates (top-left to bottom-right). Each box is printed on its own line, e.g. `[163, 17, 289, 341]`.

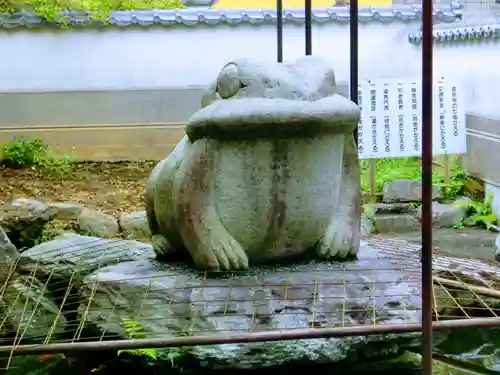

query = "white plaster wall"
[1, 22, 500, 116]
[2, 23, 421, 92]
[466, 73, 500, 120]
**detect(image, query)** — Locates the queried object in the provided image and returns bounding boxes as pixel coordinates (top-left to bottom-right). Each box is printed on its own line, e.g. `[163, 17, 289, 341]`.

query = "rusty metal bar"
[305, 0, 312, 55]
[349, 0, 359, 145]
[277, 0, 283, 62]
[3, 318, 500, 356]
[421, 0, 434, 372]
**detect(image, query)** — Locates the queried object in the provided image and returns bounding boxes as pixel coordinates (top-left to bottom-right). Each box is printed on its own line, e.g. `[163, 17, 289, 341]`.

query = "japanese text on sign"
[357, 78, 466, 159]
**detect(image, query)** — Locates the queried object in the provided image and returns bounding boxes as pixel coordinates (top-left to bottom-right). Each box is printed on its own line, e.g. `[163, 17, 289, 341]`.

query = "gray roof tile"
[0, 4, 462, 29]
[408, 22, 500, 44]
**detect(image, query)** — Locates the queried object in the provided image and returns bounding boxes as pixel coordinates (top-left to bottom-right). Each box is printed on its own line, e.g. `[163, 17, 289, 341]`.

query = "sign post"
[357, 78, 466, 198]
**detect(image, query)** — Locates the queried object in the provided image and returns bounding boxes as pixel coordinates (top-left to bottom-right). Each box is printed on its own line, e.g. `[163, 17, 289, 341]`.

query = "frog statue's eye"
[215, 62, 242, 99]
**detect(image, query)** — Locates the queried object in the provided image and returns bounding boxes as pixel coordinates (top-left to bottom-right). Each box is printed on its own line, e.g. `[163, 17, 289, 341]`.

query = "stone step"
[372, 213, 420, 233]
[364, 202, 416, 217]
[360, 215, 374, 236]
[416, 197, 471, 228]
[382, 180, 442, 203]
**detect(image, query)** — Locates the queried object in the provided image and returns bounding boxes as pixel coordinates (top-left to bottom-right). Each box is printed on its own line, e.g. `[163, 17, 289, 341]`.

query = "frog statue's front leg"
[144, 136, 189, 258]
[316, 135, 361, 259]
[172, 138, 249, 270]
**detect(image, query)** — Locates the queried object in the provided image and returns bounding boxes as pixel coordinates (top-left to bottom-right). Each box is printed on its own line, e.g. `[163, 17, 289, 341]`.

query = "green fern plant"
[117, 317, 184, 367]
[455, 193, 497, 230]
[118, 317, 158, 360]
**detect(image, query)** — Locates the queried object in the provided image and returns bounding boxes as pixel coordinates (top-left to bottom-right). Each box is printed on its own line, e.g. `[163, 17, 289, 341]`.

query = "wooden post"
[369, 159, 376, 199]
[443, 154, 450, 196]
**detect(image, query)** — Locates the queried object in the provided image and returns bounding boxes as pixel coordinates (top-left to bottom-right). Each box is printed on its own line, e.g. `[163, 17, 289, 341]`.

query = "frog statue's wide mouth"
[185, 59, 361, 142]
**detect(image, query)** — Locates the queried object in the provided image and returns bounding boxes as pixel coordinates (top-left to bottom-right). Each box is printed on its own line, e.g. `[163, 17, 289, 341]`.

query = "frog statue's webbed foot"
[317, 221, 356, 259]
[173, 139, 249, 271]
[151, 234, 173, 257]
[190, 206, 249, 270]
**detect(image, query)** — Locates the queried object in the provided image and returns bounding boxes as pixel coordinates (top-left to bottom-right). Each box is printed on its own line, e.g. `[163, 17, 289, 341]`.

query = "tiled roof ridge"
[408, 22, 500, 44]
[0, 3, 462, 29]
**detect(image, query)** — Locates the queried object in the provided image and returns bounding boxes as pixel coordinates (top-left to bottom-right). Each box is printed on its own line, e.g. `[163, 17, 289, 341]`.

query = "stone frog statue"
[145, 56, 361, 271]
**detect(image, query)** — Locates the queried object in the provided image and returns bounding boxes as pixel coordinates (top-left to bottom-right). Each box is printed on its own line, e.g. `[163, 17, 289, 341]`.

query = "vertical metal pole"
[305, 0, 312, 55]
[421, 0, 434, 372]
[277, 0, 283, 62]
[349, 0, 359, 144]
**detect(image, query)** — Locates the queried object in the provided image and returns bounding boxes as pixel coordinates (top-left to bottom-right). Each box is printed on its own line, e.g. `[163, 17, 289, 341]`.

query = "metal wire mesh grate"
[371, 235, 500, 319]
[0, 235, 499, 370]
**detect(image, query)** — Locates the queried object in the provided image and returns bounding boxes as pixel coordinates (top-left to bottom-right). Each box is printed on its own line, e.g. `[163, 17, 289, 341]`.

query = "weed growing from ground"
[118, 317, 184, 367]
[118, 317, 158, 360]
[1, 136, 73, 177]
[360, 156, 465, 200]
[455, 193, 498, 230]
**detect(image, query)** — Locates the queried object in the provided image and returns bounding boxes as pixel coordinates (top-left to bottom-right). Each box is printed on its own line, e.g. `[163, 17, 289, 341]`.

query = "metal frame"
[421, 0, 434, 371]
[3, 317, 500, 356]
[2, 2, 500, 375]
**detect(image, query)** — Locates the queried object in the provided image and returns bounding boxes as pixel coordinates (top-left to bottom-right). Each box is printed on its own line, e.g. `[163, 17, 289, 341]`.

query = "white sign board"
[357, 79, 466, 159]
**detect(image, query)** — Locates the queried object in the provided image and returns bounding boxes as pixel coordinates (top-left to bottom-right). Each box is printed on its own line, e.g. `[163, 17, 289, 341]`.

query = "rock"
[5, 354, 70, 375]
[1, 274, 68, 343]
[462, 175, 485, 200]
[364, 203, 416, 218]
[0, 224, 19, 292]
[360, 215, 374, 236]
[436, 327, 500, 372]
[48, 202, 85, 220]
[10, 198, 47, 214]
[495, 233, 500, 262]
[53, 231, 80, 240]
[372, 214, 420, 233]
[0, 225, 19, 264]
[0, 199, 56, 250]
[119, 211, 151, 239]
[0, 225, 69, 344]
[79, 242, 423, 369]
[77, 208, 119, 238]
[382, 180, 442, 203]
[19, 234, 155, 284]
[416, 197, 471, 228]
[145, 56, 361, 270]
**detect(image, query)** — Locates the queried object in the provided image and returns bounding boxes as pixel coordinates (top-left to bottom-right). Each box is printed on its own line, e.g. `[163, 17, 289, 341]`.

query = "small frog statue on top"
[145, 56, 361, 271]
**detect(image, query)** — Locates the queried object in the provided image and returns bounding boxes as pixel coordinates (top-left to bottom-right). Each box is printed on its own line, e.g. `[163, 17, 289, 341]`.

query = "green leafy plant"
[360, 157, 451, 195]
[165, 347, 183, 368]
[1, 136, 73, 176]
[361, 156, 469, 201]
[455, 193, 497, 230]
[433, 361, 463, 375]
[118, 317, 184, 367]
[2, 136, 46, 168]
[434, 164, 467, 200]
[118, 317, 158, 360]
[401, 352, 476, 375]
[34, 152, 73, 176]
[360, 157, 423, 194]
[0, 0, 185, 22]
